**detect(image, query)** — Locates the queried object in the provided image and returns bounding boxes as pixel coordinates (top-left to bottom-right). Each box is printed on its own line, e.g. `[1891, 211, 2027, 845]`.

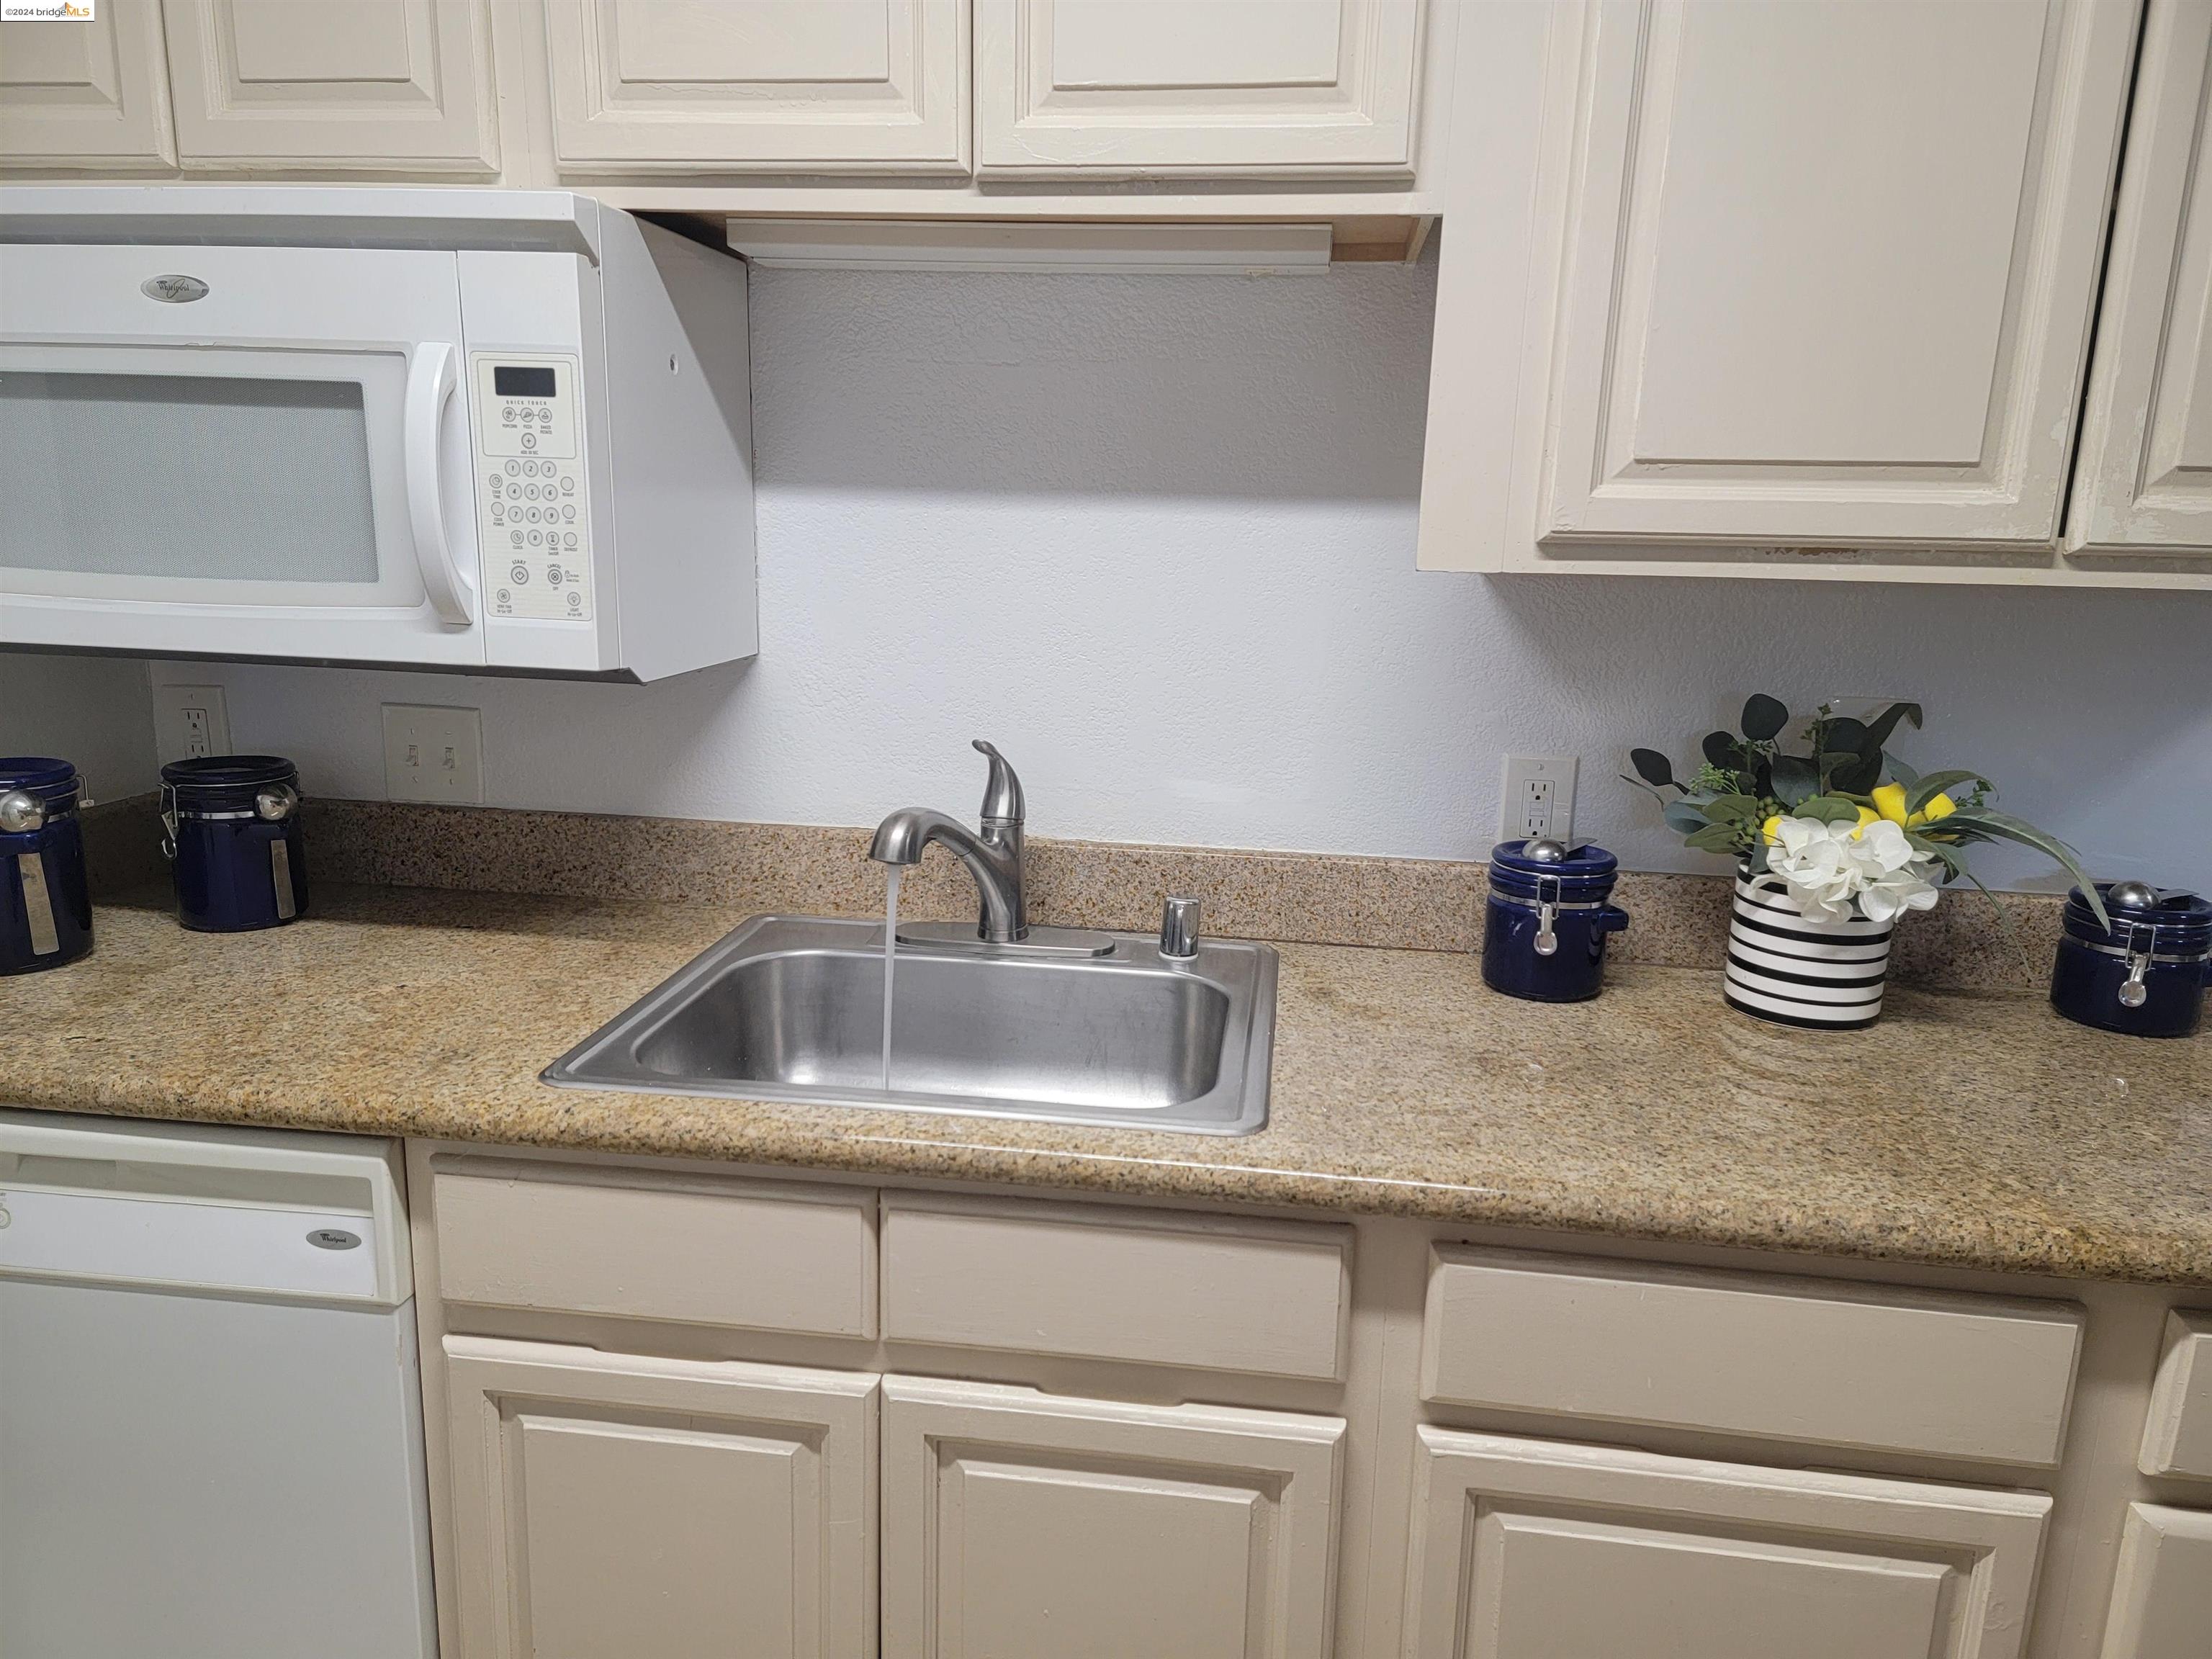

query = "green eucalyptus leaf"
[1702, 730, 1741, 768]
[1770, 755, 1818, 806]
[1702, 793, 1759, 822]
[1906, 769, 1988, 813]
[1827, 752, 1881, 795]
[1740, 694, 1789, 742]
[1663, 801, 1710, 837]
[1629, 747, 1676, 787]
[1885, 755, 1921, 789]
[1821, 717, 1869, 755]
[1860, 702, 1923, 755]
[1797, 796, 1864, 824]
[1685, 821, 1745, 855]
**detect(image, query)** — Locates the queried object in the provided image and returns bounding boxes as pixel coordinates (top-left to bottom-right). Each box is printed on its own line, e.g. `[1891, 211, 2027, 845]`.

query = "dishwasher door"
[0, 1110, 437, 1659]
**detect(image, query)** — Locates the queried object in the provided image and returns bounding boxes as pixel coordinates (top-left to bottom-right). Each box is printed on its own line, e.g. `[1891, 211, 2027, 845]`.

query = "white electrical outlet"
[382, 705, 484, 805]
[1501, 754, 1578, 845]
[153, 684, 232, 763]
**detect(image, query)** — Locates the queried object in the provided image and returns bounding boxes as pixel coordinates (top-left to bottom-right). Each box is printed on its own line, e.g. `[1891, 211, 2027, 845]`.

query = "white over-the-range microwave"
[0, 187, 756, 681]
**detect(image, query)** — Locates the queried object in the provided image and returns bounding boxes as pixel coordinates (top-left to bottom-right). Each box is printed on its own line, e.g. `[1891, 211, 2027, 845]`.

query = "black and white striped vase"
[1724, 871, 1892, 1030]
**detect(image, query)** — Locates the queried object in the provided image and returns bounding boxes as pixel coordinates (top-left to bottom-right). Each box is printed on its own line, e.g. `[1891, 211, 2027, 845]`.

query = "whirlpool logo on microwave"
[1, 2, 96, 19]
[141, 275, 209, 304]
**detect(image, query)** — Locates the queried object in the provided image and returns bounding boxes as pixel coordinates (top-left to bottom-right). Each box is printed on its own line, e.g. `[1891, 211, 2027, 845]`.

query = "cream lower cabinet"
[880, 1376, 1345, 1659]
[2098, 1505, 2212, 1659]
[440, 1336, 878, 1659]
[1404, 1427, 2053, 1659]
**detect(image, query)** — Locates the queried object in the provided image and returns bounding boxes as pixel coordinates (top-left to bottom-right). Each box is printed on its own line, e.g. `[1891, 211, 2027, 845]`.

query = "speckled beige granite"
[301, 799, 2069, 987]
[6, 884, 2205, 1286]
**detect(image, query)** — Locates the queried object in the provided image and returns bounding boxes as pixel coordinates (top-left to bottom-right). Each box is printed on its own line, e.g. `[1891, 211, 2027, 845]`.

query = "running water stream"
[880, 867, 901, 1091]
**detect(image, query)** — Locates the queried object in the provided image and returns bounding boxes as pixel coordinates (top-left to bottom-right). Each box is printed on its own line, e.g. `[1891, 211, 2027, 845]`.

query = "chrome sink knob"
[1160, 896, 1201, 960]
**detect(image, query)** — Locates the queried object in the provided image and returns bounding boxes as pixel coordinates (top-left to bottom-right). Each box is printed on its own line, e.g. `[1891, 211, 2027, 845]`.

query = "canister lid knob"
[2108, 880, 2159, 912]
[254, 784, 299, 823]
[1523, 837, 1569, 863]
[0, 790, 46, 833]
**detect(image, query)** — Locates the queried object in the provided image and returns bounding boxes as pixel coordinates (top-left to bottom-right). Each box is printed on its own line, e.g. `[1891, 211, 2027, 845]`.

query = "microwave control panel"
[470, 352, 593, 624]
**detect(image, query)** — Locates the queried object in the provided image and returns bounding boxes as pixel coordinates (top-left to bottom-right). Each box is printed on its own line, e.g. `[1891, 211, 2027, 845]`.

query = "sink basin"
[543, 916, 1277, 1136]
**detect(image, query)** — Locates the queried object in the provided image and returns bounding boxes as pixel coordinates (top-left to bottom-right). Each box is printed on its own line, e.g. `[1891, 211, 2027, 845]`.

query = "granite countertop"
[6, 884, 2208, 1286]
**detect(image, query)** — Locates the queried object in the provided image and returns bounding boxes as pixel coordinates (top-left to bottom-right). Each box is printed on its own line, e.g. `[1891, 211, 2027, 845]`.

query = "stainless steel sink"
[543, 916, 1277, 1136]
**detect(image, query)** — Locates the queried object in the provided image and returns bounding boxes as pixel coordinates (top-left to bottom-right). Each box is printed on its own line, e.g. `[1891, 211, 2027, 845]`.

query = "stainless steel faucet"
[870, 740, 1028, 943]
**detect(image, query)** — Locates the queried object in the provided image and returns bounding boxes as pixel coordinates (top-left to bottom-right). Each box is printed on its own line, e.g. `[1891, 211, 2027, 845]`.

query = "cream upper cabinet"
[881, 1375, 1344, 1659]
[1404, 1428, 2052, 1659]
[975, 0, 1424, 178]
[441, 1336, 877, 1659]
[1527, 0, 2136, 556]
[2069, 1, 2212, 565]
[544, 0, 971, 175]
[0, 0, 176, 170]
[2098, 1504, 2212, 1659]
[161, 0, 498, 171]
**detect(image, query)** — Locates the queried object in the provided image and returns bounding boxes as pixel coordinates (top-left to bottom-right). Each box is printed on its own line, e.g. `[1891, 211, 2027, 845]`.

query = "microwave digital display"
[493, 364, 557, 398]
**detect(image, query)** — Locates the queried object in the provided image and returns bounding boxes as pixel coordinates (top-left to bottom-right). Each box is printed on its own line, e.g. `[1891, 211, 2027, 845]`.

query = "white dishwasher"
[0, 1110, 437, 1659]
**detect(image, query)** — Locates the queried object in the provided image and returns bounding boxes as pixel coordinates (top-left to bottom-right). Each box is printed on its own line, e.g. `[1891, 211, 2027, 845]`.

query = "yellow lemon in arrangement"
[1871, 783, 1959, 830]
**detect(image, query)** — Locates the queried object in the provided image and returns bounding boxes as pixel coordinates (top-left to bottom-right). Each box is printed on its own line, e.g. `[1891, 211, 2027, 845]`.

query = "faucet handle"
[1159, 896, 1201, 960]
[972, 739, 1025, 827]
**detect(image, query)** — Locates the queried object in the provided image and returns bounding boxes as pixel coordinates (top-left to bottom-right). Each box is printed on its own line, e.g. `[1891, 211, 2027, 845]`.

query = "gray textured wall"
[168, 258, 2212, 890]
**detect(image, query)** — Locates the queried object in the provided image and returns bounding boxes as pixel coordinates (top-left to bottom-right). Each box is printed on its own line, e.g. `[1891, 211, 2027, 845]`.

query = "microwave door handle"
[404, 342, 476, 626]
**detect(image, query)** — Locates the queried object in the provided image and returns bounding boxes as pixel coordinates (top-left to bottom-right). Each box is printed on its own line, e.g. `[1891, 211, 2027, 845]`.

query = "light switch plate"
[1501, 754, 1578, 845]
[382, 704, 484, 804]
[153, 683, 231, 764]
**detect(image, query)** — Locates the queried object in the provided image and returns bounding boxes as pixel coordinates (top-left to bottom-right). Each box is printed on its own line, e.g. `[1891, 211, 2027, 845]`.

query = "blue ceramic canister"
[2050, 881, 2211, 1039]
[0, 756, 94, 975]
[161, 755, 308, 933]
[1483, 839, 1631, 1002]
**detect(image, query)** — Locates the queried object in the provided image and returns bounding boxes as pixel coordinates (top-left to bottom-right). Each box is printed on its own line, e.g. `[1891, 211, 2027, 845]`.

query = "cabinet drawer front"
[881, 1194, 1351, 1379]
[1406, 1428, 2051, 1659]
[433, 1166, 876, 1338]
[1423, 1246, 2082, 1465]
[2141, 1312, 2212, 1479]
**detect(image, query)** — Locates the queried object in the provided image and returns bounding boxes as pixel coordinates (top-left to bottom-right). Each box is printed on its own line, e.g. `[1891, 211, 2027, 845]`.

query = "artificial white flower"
[1764, 814, 1942, 925]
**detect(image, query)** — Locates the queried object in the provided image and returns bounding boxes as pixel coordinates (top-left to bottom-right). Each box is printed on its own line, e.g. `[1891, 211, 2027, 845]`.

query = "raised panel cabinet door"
[1405, 1428, 2052, 1659]
[1534, 0, 2137, 552]
[2098, 1504, 2212, 1659]
[976, 0, 1424, 178]
[161, 0, 498, 170]
[2069, 1, 2212, 565]
[881, 1375, 1344, 1659]
[2140, 1310, 2212, 1478]
[441, 1336, 877, 1659]
[0, 0, 176, 169]
[544, 0, 969, 174]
